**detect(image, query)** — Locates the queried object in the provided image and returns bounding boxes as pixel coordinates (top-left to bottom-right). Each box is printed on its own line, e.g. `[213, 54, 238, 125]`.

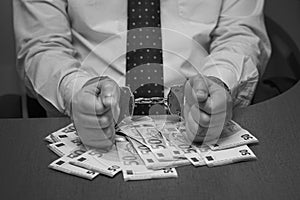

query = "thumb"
[99, 79, 120, 108]
[194, 89, 208, 103]
[187, 76, 209, 104]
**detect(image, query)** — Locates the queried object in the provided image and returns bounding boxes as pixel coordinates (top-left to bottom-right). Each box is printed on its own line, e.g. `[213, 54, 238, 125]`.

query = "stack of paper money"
[45, 116, 258, 181]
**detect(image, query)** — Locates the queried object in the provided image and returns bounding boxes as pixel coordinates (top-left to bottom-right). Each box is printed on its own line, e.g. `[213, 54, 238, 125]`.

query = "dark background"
[0, 0, 300, 117]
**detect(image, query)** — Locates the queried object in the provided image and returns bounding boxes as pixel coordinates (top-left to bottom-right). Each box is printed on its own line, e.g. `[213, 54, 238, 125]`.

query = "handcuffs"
[117, 77, 230, 123]
[117, 85, 184, 123]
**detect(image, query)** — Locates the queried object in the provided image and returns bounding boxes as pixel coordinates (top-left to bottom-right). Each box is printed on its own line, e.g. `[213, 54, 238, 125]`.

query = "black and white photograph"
[0, 0, 299, 199]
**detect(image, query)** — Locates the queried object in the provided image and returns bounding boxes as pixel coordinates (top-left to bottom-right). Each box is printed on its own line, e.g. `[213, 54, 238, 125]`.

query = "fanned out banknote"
[45, 116, 258, 181]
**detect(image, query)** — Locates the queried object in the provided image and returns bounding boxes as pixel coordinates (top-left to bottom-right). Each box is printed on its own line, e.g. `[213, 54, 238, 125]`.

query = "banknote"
[49, 123, 77, 142]
[44, 134, 55, 143]
[85, 146, 121, 170]
[207, 120, 259, 150]
[116, 140, 178, 181]
[165, 142, 186, 159]
[128, 137, 190, 169]
[48, 145, 98, 180]
[48, 141, 84, 157]
[202, 145, 257, 167]
[160, 123, 206, 166]
[70, 149, 121, 177]
[134, 123, 174, 161]
[49, 156, 99, 180]
[46, 116, 258, 181]
[45, 124, 76, 143]
[119, 124, 149, 147]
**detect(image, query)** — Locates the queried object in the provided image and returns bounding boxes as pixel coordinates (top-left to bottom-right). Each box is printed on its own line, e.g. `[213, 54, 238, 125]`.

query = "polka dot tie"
[126, 0, 165, 115]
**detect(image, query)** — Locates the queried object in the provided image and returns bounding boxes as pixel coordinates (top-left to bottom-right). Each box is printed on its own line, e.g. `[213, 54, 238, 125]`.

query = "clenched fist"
[71, 76, 120, 150]
[183, 75, 233, 143]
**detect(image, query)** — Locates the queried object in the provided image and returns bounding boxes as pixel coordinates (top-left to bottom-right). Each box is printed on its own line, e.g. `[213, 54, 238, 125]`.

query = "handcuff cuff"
[118, 85, 185, 123]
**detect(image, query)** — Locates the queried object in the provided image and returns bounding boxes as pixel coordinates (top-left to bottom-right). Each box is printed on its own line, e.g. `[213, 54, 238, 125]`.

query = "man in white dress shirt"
[13, 0, 271, 149]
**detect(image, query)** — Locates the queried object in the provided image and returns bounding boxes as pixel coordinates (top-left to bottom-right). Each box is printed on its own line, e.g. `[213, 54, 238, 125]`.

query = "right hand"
[71, 76, 120, 150]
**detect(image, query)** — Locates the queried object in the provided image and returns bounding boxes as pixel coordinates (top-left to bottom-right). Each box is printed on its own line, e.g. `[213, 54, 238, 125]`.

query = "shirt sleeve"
[13, 0, 96, 115]
[202, 0, 271, 107]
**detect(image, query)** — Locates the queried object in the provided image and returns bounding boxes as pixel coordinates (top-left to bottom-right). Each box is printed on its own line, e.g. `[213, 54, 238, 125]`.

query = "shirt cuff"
[201, 64, 238, 92]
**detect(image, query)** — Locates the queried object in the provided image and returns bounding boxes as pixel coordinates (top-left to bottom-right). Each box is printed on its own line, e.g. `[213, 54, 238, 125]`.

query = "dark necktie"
[126, 0, 165, 115]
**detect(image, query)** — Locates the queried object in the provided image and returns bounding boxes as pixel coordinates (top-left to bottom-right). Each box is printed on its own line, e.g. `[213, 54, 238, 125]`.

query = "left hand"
[183, 75, 233, 143]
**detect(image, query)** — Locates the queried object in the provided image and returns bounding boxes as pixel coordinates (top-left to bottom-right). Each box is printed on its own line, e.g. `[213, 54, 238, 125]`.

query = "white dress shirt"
[13, 0, 271, 115]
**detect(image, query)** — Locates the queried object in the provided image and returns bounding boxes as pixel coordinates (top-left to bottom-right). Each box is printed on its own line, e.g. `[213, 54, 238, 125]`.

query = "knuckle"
[200, 114, 210, 127]
[98, 114, 113, 128]
[103, 126, 115, 139]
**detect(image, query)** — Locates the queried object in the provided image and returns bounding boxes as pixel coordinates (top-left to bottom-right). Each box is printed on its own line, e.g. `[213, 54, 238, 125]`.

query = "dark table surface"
[1, 82, 300, 200]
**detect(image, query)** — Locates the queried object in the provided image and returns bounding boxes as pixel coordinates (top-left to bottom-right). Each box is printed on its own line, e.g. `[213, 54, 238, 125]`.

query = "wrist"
[206, 76, 231, 94]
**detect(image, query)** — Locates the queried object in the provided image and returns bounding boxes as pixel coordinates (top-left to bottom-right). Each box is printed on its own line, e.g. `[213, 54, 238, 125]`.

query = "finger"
[183, 102, 196, 142]
[184, 84, 201, 111]
[185, 104, 224, 143]
[188, 76, 209, 102]
[191, 124, 223, 143]
[75, 122, 115, 150]
[185, 114, 208, 143]
[94, 96, 110, 115]
[97, 110, 114, 128]
[99, 124, 116, 141]
[84, 132, 115, 151]
[183, 92, 222, 143]
[187, 109, 208, 137]
[99, 80, 120, 108]
[105, 125, 116, 146]
[184, 105, 201, 142]
[208, 83, 228, 113]
[199, 80, 230, 114]
[76, 84, 108, 115]
[90, 125, 115, 147]
[112, 105, 120, 124]
[190, 104, 210, 127]
[95, 89, 120, 120]
[190, 104, 230, 128]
